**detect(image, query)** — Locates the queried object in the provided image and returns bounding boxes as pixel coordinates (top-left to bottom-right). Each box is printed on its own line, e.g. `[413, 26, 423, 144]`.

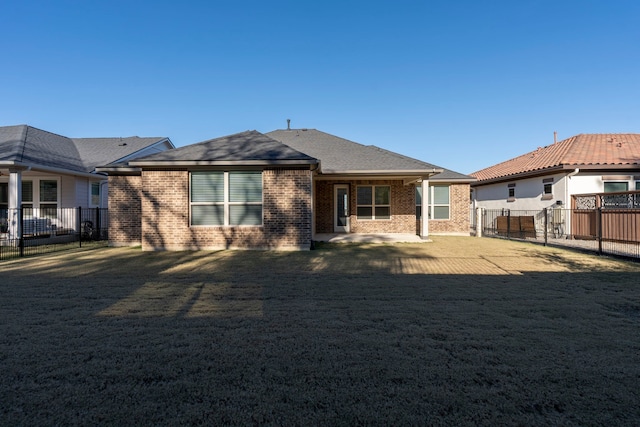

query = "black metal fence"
[0, 207, 108, 261]
[475, 208, 640, 260]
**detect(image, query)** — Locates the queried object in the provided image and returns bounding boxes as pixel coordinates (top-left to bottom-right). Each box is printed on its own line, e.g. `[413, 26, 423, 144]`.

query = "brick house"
[99, 128, 474, 250]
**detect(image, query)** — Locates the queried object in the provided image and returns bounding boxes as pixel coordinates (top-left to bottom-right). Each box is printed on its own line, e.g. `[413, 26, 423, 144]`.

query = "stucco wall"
[473, 171, 640, 212]
[473, 173, 566, 211]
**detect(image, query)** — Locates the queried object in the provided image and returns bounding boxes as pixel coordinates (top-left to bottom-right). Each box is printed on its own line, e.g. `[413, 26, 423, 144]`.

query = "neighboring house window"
[20, 179, 58, 218]
[636, 181, 640, 190]
[190, 171, 262, 226]
[0, 182, 7, 211]
[507, 183, 516, 202]
[542, 178, 553, 200]
[91, 182, 101, 207]
[357, 186, 390, 220]
[40, 180, 58, 218]
[416, 185, 450, 220]
[22, 180, 33, 209]
[604, 182, 628, 193]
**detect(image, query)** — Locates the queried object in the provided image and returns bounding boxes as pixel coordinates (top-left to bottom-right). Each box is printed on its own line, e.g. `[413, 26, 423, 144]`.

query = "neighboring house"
[0, 124, 173, 238]
[98, 127, 474, 251]
[470, 133, 640, 212]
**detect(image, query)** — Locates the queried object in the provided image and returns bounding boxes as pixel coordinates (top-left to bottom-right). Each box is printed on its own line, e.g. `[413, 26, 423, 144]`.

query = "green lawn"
[1, 237, 639, 425]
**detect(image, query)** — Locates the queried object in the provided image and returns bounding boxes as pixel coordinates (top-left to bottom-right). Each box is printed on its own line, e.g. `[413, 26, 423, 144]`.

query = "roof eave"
[1, 160, 103, 179]
[431, 177, 477, 183]
[95, 166, 142, 175]
[127, 159, 319, 167]
[571, 163, 640, 171]
[320, 168, 444, 176]
[471, 165, 567, 186]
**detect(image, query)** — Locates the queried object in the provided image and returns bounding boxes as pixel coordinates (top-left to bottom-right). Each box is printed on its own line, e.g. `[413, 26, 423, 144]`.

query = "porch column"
[421, 179, 429, 239]
[8, 167, 25, 239]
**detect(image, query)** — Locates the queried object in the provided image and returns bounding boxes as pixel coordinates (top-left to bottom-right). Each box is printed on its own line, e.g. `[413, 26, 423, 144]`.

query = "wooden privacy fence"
[573, 191, 640, 243]
[572, 209, 640, 243]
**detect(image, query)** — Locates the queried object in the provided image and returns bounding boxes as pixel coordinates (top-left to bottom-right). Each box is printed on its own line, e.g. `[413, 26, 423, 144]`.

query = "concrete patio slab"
[313, 233, 428, 243]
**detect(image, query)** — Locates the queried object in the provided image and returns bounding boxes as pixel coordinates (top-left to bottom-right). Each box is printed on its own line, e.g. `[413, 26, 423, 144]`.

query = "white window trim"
[429, 185, 450, 220]
[89, 181, 101, 208]
[21, 177, 60, 218]
[190, 171, 263, 227]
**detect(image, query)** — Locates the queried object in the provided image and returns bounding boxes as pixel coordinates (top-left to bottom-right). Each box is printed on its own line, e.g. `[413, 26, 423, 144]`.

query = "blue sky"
[2, 0, 639, 174]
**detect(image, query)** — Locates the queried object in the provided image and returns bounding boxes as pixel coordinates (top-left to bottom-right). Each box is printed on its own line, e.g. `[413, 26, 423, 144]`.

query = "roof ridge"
[23, 124, 73, 141]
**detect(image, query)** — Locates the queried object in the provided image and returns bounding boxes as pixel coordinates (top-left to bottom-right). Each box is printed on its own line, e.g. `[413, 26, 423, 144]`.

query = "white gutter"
[0, 160, 103, 180]
[128, 159, 318, 167]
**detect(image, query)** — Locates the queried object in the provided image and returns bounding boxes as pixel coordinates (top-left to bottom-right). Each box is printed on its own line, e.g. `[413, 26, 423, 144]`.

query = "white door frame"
[334, 184, 350, 233]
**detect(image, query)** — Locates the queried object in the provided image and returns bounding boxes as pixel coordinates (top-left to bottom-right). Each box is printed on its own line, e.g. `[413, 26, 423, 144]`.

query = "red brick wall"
[420, 183, 471, 235]
[136, 168, 312, 251]
[317, 180, 471, 235]
[108, 175, 142, 246]
[315, 180, 417, 234]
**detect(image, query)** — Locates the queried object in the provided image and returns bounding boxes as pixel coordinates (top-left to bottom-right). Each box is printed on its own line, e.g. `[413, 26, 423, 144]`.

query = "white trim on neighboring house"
[421, 179, 429, 239]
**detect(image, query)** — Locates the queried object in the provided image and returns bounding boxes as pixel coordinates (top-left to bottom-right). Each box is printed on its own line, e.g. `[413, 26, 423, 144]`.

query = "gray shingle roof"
[0, 124, 170, 174]
[267, 128, 473, 181]
[72, 137, 171, 171]
[128, 130, 318, 166]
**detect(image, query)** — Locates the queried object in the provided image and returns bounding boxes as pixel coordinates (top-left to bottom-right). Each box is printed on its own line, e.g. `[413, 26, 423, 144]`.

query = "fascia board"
[95, 167, 142, 175]
[128, 159, 318, 167]
[320, 168, 444, 176]
[1, 160, 103, 179]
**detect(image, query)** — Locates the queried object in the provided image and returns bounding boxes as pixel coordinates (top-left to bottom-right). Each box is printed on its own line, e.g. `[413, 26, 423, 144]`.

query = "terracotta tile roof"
[471, 134, 640, 182]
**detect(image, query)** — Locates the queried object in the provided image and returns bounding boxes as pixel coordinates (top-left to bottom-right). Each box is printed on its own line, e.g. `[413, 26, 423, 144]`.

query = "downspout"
[564, 168, 579, 236]
[565, 168, 579, 208]
[310, 162, 320, 248]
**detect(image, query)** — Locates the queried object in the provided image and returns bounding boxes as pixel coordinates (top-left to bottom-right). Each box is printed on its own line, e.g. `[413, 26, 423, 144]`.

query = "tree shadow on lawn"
[1, 242, 640, 426]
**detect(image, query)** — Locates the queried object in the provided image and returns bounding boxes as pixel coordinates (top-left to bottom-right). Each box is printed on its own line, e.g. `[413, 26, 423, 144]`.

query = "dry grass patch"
[1, 237, 640, 425]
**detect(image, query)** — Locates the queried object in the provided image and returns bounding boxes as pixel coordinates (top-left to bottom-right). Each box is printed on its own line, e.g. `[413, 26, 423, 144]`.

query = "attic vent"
[119, 142, 127, 146]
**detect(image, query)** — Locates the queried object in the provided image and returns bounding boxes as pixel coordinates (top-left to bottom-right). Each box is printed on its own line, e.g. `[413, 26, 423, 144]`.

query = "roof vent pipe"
[287, 119, 291, 130]
[554, 131, 557, 144]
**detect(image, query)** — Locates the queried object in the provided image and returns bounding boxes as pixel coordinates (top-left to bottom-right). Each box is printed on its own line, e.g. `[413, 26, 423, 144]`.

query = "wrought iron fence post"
[544, 208, 548, 246]
[19, 207, 24, 257]
[507, 210, 511, 239]
[96, 208, 101, 240]
[596, 207, 602, 255]
[78, 206, 82, 248]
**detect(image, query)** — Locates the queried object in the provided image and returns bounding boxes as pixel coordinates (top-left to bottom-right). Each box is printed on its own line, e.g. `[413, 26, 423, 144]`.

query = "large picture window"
[20, 179, 58, 218]
[190, 171, 262, 226]
[416, 185, 450, 220]
[356, 185, 390, 220]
